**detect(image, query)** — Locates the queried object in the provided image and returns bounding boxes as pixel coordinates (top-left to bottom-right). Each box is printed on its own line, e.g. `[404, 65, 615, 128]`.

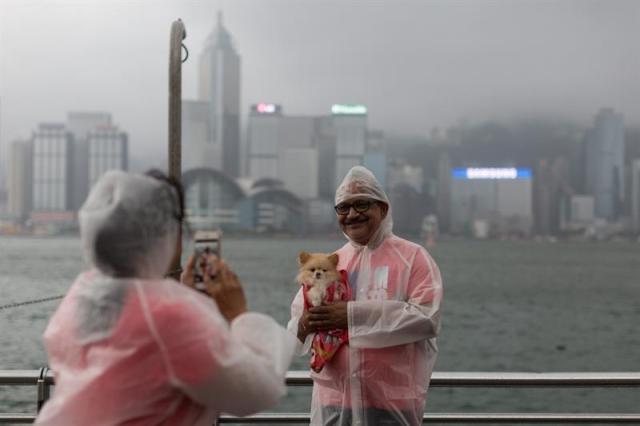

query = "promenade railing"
[2, 369, 640, 423]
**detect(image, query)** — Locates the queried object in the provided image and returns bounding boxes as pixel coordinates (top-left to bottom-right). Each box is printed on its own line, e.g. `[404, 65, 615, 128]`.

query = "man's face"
[336, 197, 389, 245]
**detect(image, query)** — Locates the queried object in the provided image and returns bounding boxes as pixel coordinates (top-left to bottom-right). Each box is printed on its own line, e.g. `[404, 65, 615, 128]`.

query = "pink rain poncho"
[288, 166, 443, 426]
[36, 171, 295, 426]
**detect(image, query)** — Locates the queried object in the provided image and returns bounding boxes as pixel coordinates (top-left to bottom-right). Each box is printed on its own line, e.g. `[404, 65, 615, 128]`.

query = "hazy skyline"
[1, 0, 639, 168]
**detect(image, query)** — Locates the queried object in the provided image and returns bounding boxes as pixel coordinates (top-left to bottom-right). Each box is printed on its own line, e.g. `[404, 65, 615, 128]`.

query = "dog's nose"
[315, 272, 322, 278]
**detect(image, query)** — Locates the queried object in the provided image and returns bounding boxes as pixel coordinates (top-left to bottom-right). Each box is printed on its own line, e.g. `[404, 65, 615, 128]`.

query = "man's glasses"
[334, 199, 374, 215]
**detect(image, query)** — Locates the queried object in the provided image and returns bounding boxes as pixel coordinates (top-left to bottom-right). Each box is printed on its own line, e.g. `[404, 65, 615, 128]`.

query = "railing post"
[36, 367, 49, 413]
[168, 19, 187, 280]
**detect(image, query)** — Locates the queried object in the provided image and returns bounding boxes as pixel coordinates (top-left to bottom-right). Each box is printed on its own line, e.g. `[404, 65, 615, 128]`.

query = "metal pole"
[36, 367, 49, 413]
[168, 19, 186, 280]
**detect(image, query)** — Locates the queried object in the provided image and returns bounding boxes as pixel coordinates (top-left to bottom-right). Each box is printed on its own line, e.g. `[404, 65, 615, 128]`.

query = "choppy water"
[1, 236, 639, 417]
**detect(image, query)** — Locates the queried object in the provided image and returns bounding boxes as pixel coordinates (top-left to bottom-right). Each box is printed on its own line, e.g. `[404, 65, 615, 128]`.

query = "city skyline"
[2, 0, 640, 169]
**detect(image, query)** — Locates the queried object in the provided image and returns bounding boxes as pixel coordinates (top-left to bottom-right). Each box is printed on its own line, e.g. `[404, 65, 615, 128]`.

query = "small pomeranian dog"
[296, 251, 349, 372]
[296, 251, 340, 307]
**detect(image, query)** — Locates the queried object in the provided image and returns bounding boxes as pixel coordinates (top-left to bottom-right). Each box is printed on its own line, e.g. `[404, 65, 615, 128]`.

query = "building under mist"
[7, 140, 33, 222]
[194, 11, 241, 177]
[632, 159, 640, 232]
[533, 157, 572, 235]
[31, 123, 75, 226]
[246, 104, 327, 200]
[363, 130, 387, 190]
[333, 104, 367, 189]
[245, 103, 369, 201]
[5, 113, 128, 228]
[584, 108, 625, 220]
[246, 103, 284, 182]
[67, 112, 128, 209]
[449, 167, 533, 237]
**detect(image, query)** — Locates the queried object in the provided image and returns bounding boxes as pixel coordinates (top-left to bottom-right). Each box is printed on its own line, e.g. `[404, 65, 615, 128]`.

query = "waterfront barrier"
[1, 369, 640, 423]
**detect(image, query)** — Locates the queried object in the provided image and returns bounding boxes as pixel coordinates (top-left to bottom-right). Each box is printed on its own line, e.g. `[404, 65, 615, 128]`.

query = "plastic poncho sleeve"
[347, 247, 443, 349]
[142, 286, 295, 416]
[287, 288, 313, 355]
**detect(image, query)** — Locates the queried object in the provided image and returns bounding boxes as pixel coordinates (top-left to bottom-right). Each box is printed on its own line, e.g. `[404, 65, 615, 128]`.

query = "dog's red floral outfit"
[302, 270, 350, 372]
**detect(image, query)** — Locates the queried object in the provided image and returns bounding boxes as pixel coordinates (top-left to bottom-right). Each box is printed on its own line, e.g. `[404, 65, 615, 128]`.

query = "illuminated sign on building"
[331, 104, 367, 115]
[252, 103, 281, 114]
[452, 167, 532, 180]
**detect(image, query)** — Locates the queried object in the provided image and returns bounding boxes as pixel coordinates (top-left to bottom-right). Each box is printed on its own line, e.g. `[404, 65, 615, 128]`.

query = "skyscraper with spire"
[198, 11, 241, 177]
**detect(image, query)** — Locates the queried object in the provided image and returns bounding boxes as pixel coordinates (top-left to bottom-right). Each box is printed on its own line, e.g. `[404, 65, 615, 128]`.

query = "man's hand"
[308, 302, 348, 331]
[297, 310, 313, 343]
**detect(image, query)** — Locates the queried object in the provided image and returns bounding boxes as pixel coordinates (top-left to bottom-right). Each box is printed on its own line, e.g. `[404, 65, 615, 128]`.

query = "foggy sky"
[1, 0, 639, 168]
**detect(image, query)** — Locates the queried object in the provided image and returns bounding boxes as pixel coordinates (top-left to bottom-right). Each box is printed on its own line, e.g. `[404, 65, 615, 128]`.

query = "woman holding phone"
[35, 170, 294, 426]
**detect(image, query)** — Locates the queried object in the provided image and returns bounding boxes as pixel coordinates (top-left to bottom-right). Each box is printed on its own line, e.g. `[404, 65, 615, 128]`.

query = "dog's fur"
[297, 251, 340, 307]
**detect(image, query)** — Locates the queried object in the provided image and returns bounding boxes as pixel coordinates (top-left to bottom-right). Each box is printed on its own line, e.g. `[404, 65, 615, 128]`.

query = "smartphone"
[193, 230, 222, 290]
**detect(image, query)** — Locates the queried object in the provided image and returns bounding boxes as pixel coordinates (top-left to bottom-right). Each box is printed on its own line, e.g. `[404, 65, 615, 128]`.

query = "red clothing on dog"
[302, 270, 350, 372]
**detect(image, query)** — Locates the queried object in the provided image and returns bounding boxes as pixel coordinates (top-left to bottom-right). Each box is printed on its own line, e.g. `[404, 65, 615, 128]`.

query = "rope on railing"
[0, 295, 65, 311]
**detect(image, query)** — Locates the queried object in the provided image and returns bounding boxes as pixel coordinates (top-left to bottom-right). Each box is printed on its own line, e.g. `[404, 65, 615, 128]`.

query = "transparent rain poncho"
[288, 166, 443, 426]
[36, 171, 295, 426]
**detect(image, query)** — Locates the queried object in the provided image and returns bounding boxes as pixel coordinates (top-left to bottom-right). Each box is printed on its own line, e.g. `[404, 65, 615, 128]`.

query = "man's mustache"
[344, 217, 369, 225]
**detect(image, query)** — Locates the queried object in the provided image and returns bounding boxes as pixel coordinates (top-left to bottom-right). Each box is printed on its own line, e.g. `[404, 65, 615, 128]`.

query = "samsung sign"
[452, 167, 532, 180]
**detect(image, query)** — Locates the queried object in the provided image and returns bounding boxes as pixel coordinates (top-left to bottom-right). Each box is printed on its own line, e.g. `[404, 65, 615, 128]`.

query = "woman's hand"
[308, 302, 348, 331]
[180, 253, 221, 291]
[181, 255, 248, 322]
[180, 254, 200, 289]
[208, 262, 248, 322]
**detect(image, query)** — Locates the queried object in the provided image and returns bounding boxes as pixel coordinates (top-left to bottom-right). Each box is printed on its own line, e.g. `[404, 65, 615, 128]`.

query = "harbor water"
[1, 236, 639, 415]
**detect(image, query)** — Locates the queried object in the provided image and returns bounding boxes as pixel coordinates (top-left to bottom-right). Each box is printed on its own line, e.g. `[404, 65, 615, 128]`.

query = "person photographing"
[36, 170, 295, 426]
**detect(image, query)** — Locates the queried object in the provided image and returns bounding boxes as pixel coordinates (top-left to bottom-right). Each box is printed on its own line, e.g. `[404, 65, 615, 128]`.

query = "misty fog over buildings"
[1, 0, 640, 238]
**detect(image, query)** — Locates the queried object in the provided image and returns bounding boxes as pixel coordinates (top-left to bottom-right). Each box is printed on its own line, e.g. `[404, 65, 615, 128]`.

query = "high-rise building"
[584, 108, 625, 220]
[281, 148, 319, 200]
[332, 104, 367, 187]
[182, 100, 215, 171]
[32, 123, 74, 214]
[450, 167, 533, 236]
[67, 112, 112, 209]
[245, 104, 370, 200]
[246, 105, 327, 198]
[66, 112, 128, 208]
[198, 11, 241, 177]
[632, 159, 640, 232]
[88, 126, 128, 187]
[363, 130, 387, 189]
[246, 103, 283, 180]
[533, 157, 571, 235]
[67, 112, 112, 140]
[436, 152, 452, 233]
[7, 140, 33, 221]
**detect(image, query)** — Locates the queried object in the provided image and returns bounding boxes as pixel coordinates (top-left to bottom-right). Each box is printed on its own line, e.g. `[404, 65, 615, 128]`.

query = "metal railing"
[2, 369, 640, 424]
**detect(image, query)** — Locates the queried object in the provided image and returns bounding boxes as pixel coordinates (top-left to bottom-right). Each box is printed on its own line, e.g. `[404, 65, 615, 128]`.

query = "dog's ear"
[328, 253, 339, 266]
[298, 251, 311, 265]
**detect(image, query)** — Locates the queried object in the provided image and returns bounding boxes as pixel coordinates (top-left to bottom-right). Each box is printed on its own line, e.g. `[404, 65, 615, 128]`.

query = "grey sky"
[1, 0, 639, 167]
